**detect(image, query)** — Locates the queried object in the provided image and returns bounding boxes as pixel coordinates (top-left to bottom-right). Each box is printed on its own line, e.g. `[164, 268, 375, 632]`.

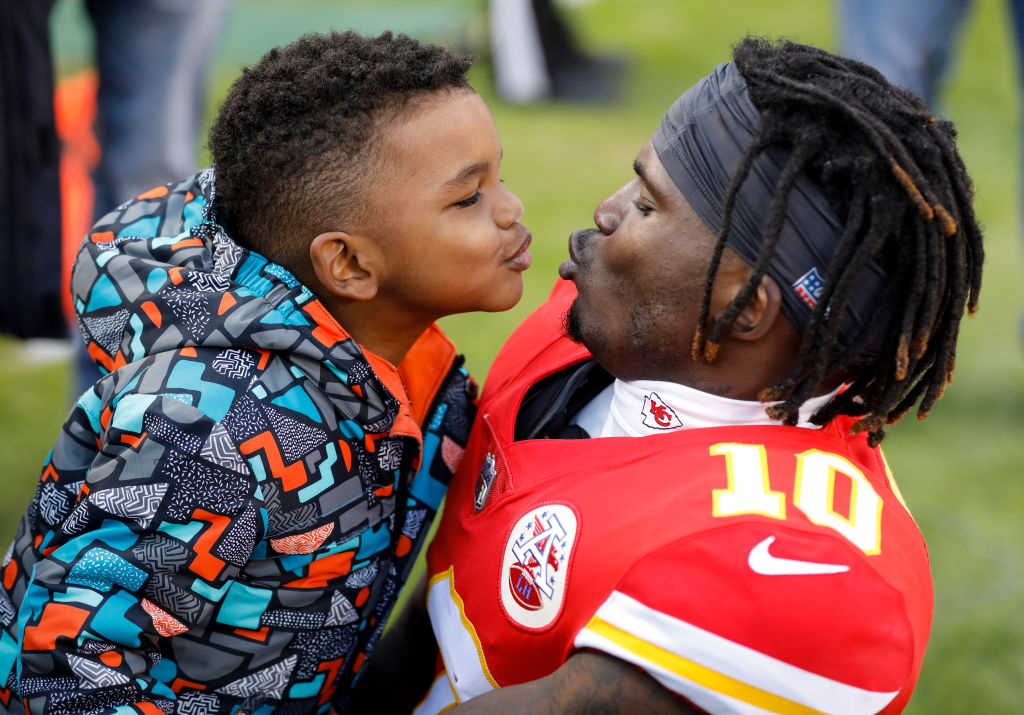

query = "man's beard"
[563, 294, 682, 378]
[562, 297, 610, 359]
[563, 299, 586, 344]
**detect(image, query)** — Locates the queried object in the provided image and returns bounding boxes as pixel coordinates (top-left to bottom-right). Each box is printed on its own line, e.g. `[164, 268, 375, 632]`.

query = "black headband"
[652, 61, 889, 356]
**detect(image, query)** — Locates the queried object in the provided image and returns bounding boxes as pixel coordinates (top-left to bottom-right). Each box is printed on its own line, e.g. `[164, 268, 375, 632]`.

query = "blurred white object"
[490, 0, 551, 103]
[20, 339, 73, 365]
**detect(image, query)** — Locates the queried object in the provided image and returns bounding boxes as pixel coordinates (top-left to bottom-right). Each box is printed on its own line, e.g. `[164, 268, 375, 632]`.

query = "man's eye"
[632, 199, 654, 215]
[455, 191, 483, 208]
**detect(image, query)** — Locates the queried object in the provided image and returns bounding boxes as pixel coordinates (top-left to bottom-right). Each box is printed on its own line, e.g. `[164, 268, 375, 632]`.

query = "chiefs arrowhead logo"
[641, 392, 683, 430]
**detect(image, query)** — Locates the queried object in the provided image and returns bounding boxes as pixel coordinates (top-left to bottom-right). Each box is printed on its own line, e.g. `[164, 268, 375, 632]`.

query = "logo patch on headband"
[793, 267, 824, 309]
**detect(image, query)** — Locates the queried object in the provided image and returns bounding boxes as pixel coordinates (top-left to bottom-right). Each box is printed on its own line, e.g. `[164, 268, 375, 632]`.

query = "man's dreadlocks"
[692, 37, 983, 445]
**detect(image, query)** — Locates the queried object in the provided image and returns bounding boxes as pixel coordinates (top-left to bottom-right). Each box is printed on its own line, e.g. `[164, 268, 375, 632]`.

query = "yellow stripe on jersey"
[577, 591, 899, 714]
[583, 615, 828, 715]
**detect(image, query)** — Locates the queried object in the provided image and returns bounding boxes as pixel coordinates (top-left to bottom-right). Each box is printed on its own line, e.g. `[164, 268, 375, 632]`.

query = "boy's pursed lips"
[505, 230, 533, 270]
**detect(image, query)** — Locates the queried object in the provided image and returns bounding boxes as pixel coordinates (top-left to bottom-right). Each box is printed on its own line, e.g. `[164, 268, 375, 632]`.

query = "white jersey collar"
[576, 378, 841, 439]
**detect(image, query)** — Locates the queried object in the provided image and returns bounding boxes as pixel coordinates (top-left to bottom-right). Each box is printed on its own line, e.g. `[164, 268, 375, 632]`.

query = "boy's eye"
[455, 191, 483, 208]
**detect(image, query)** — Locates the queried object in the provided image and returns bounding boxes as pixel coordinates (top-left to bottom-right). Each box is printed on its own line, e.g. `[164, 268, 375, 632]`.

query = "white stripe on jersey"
[413, 671, 458, 715]
[426, 568, 499, 704]
[573, 591, 899, 715]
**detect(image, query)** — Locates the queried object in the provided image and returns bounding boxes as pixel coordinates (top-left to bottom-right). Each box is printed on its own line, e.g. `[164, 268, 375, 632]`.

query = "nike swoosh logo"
[747, 536, 850, 576]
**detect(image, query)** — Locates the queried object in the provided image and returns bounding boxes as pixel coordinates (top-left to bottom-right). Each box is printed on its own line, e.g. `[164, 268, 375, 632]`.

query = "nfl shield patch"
[793, 266, 824, 309]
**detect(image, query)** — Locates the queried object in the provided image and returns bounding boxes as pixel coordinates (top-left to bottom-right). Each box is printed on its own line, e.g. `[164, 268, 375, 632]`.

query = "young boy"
[0, 31, 530, 714]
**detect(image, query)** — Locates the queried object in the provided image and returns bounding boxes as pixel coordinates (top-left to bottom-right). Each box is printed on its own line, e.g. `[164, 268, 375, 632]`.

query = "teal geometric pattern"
[0, 169, 476, 713]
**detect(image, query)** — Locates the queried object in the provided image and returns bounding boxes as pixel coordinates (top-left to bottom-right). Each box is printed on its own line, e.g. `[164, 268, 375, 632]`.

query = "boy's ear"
[308, 231, 381, 301]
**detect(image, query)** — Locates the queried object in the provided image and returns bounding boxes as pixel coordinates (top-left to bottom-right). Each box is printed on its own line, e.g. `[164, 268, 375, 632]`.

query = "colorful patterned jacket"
[0, 168, 476, 714]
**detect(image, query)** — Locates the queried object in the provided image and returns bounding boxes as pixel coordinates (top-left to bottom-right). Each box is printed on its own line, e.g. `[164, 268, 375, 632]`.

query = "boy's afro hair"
[209, 30, 473, 267]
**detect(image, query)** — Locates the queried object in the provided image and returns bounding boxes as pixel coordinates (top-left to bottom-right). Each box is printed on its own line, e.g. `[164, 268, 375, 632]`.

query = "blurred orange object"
[53, 69, 99, 324]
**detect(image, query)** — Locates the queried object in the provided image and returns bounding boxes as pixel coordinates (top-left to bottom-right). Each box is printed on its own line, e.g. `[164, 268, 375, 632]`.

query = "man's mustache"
[569, 228, 601, 272]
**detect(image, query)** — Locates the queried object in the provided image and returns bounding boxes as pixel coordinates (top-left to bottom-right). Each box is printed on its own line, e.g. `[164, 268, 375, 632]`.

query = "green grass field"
[2, 0, 1022, 710]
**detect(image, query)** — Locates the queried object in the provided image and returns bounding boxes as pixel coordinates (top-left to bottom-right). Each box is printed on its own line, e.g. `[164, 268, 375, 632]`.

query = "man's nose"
[593, 185, 627, 234]
[594, 203, 621, 235]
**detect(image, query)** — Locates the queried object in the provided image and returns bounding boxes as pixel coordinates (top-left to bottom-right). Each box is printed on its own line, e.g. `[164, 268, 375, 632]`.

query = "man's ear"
[708, 251, 785, 342]
[727, 273, 783, 341]
[308, 231, 381, 301]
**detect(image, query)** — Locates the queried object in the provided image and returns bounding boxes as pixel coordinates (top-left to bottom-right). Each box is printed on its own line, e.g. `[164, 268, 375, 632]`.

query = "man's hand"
[449, 650, 703, 714]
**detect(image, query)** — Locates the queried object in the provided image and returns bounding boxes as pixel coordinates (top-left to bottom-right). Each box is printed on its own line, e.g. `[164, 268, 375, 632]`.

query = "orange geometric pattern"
[270, 522, 334, 554]
[442, 435, 466, 475]
[141, 599, 189, 637]
[22, 602, 90, 651]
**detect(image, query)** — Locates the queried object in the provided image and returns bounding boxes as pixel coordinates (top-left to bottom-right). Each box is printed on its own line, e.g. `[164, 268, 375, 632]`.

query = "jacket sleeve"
[6, 384, 265, 713]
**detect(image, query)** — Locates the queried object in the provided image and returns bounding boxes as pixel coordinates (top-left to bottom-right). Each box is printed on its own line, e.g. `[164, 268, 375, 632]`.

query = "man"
[359, 37, 982, 714]
[0, 31, 530, 713]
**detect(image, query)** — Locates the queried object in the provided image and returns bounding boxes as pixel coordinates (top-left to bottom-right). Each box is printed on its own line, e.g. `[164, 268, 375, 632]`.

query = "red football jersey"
[419, 280, 932, 715]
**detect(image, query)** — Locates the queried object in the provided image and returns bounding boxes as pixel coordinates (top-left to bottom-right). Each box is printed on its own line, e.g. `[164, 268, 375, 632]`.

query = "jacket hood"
[71, 168, 402, 426]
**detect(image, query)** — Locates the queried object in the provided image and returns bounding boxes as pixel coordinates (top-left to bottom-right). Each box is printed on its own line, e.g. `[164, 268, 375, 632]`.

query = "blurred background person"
[838, 0, 1024, 110]
[71, 0, 233, 392]
[0, 0, 66, 341]
[837, 0, 976, 107]
[489, 0, 623, 103]
[838, 0, 1024, 342]
[85, 0, 232, 221]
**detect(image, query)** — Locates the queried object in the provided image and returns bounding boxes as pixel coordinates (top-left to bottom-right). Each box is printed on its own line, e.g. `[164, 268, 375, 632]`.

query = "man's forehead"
[634, 141, 682, 204]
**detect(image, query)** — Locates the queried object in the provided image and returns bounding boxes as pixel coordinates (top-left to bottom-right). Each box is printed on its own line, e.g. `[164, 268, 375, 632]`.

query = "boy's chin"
[474, 279, 526, 314]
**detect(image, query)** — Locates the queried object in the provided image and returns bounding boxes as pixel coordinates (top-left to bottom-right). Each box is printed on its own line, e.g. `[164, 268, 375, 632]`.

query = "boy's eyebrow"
[444, 160, 490, 189]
